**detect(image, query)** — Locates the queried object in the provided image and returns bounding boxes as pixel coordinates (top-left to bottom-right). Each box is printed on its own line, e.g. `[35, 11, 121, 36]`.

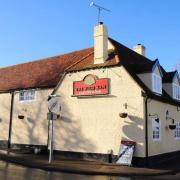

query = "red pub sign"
[73, 74, 110, 96]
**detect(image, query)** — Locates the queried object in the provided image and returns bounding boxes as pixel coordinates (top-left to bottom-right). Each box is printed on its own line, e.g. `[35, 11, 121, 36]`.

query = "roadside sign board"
[116, 140, 136, 166]
[48, 96, 61, 115]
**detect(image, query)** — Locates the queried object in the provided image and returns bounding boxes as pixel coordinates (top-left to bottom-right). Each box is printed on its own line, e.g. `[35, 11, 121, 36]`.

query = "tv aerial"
[90, 2, 110, 23]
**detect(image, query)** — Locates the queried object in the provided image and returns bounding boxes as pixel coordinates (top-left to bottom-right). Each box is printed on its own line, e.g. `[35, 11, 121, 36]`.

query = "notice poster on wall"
[116, 140, 136, 166]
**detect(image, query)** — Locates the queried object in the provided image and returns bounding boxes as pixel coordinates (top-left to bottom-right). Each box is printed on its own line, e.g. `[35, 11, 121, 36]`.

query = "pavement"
[0, 148, 179, 177]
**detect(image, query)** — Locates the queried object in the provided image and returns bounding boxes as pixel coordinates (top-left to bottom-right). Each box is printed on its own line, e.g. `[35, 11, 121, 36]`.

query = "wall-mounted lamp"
[166, 110, 175, 123]
[123, 103, 128, 109]
[166, 110, 176, 130]
[102, 68, 106, 73]
[119, 112, 128, 118]
[149, 113, 158, 119]
[149, 114, 160, 123]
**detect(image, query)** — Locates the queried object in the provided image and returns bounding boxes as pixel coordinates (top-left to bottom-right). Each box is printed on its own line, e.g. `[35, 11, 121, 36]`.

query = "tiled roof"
[0, 48, 93, 92]
[108, 38, 180, 106]
[0, 37, 179, 106]
[67, 51, 119, 72]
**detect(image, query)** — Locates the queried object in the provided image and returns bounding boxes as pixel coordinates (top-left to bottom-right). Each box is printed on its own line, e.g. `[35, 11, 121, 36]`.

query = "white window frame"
[19, 89, 36, 102]
[173, 83, 180, 100]
[152, 73, 162, 94]
[152, 117, 161, 141]
[175, 122, 180, 139]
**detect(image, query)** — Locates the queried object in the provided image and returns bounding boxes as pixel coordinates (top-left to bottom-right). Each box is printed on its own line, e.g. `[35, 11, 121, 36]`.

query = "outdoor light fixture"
[166, 110, 174, 123]
[165, 110, 176, 130]
[149, 113, 159, 119]
[119, 112, 128, 118]
[149, 114, 160, 124]
[123, 103, 128, 109]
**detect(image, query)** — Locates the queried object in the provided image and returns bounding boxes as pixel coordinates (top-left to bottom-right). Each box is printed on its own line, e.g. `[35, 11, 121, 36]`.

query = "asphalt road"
[0, 160, 180, 180]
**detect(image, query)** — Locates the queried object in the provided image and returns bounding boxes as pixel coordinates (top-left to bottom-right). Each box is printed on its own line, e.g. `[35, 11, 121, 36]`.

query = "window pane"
[175, 122, 180, 139]
[152, 74, 162, 94]
[19, 90, 35, 101]
[152, 118, 160, 140]
[173, 84, 180, 100]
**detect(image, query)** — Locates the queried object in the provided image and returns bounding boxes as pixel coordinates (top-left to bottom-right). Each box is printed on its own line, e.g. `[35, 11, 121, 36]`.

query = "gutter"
[8, 92, 15, 148]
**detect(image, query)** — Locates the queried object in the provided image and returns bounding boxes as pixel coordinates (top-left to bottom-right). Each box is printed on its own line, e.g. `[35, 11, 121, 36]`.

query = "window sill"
[173, 98, 180, 102]
[152, 91, 162, 96]
[19, 100, 36, 103]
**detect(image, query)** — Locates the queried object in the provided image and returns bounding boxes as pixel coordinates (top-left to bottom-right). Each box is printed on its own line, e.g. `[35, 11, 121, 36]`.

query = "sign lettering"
[73, 75, 110, 96]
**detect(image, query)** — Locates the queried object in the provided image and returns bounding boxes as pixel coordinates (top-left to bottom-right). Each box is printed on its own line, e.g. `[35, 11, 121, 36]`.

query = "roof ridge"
[108, 37, 154, 63]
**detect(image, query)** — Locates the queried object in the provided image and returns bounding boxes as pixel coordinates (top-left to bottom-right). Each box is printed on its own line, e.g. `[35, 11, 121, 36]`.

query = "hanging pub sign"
[73, 74, 110, 96]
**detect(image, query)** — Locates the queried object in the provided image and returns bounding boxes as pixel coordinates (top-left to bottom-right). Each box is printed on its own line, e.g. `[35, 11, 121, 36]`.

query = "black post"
[8, 92, 14, 148]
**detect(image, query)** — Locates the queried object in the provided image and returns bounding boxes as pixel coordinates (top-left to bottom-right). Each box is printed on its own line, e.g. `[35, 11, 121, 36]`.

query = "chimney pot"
[133, 44, 146, 56]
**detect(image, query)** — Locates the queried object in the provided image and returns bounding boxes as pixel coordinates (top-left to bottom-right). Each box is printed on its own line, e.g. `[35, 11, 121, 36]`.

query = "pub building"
[0, 22, 180, 166]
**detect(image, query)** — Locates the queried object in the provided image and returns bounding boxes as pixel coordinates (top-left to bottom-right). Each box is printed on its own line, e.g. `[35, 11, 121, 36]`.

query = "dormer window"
[137, 60, 163, 95]
[152, 73, 162, 94]
[173, 83, 180, 100]
[163, 71, 180, 101]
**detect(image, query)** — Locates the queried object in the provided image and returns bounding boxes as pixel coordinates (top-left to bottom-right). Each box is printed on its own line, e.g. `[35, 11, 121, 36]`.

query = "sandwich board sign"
[116, 140, 136, 166]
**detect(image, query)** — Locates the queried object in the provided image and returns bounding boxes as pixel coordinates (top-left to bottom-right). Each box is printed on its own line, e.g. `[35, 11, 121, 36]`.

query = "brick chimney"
[94, 22, 108, 64]
[133, 44, 146, 56]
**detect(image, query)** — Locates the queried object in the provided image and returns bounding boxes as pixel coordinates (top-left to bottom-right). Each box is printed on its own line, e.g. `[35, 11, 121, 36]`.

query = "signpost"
[47, 95, 60, 163]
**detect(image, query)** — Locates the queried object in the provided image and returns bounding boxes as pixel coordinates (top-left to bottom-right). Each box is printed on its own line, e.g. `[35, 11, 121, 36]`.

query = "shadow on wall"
[121, 114, 144, 155]
[12, 89, 49, 146]
[53, 95, 96, 153]
[0, 96, 12, 142]
[10, 76, 96, 153]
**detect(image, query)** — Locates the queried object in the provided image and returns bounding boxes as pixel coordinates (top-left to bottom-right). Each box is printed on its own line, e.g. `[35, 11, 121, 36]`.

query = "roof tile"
[0, 48, 93, 92]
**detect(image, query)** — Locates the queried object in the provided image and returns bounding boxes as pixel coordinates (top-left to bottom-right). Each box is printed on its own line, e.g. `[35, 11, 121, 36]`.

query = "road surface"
[0, 160, 180, 180]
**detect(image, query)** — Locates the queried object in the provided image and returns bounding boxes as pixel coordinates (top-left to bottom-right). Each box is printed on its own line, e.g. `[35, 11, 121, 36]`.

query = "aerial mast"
[90, 2, 110, 23]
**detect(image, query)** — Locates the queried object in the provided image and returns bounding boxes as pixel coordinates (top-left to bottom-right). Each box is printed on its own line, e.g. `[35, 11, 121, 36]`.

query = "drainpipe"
[8, 92, 15, 148]
[145, 96, 149, 166]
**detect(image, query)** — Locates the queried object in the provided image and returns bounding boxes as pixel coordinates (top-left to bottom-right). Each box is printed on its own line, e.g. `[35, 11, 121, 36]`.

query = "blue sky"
[0, 0, 180, 72]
